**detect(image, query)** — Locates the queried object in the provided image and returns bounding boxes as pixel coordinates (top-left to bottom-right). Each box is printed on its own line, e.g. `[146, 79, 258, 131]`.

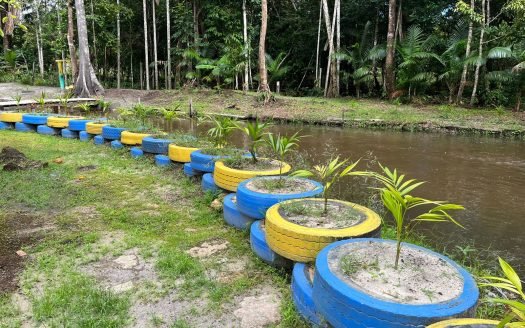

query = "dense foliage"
[1, 0, 524, 109]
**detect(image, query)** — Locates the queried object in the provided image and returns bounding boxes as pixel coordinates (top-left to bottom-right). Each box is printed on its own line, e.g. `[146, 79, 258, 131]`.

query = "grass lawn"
[0, 130, 307, 328]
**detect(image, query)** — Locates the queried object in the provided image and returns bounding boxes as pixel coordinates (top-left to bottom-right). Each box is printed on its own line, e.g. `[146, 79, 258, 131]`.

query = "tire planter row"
[0, 112, 23, 123]
[121, 131, 150, 146]
[223, 193, 255, 230]
[312, 239, 479, 328]
[265, 199, 382, 262]
[236, 177, 324, 220]
[142, 136, 171, 154]
[213, 160, 291, 192]
[169, 144, 199, 163]
[249, 221, 292, 269]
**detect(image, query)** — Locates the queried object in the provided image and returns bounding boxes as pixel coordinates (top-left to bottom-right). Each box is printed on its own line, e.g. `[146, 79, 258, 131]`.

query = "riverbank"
[0, 131, 507, 326]
[1, 83, 524, 138]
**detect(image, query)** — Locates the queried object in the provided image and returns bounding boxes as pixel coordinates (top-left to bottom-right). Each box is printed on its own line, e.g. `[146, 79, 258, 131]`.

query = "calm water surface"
[156, 119, 525, 269]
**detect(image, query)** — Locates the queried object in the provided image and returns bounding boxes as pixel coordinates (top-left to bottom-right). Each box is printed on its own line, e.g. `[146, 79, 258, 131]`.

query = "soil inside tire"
[223, 158, 281, 171]
[247, 177, 316, 195]
[328, 240, 464, 305]
[279, 199, 365, 229]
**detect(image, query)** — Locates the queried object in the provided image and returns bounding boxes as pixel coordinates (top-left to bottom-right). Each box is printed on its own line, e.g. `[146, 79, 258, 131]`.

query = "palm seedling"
[162, 103, 181, 124]
[266, 132, 302, 183]
[481, 257, 525, 327]
[34, 91, 46, 112]
[78, 103, 92, 118]
[370, 164, 464, 269]
[59, 91, 73, 115]
[293, 157, 368, 215]
[12, 94, 22, 111]
[236, 120, 272, 163]
[206, 116, 237, 148]
[131, 103, 157, 129]
[98, 99, 112, 123]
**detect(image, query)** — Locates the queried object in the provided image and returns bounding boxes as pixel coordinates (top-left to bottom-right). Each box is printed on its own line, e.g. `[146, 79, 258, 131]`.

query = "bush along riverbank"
[1, 105, 523, 327]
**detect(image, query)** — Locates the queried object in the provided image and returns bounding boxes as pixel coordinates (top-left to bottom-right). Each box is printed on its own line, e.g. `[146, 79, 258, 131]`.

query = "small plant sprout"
[117, 107, 133, 124]
[293, 157, 368, 215]
[371, 164, 465, 269]
[267, 132, 302, 182]
[59, 91, 73, 115]
[162, 104, 180, 123]
[481, 257, 525, 327]
[206, 116, 237, 148]
[34, 91, 46, 112]
[78, 103, 92, 117]
[236, 120, 272, 163]
[12, 94, 22, 111]
[98, 99, 112, 122]
[132, 103, 157, 129]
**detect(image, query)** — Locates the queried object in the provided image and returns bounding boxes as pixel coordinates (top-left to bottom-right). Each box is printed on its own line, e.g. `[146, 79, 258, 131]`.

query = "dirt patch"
[0, 211, 54, 293]
[232, 285, 282, 328]
[77, 165, 97, 172]
[279, 199, 365, 229]
[247, 177, 318, 195]
[186, 239, 229, 258]
[223, 158, 281, 171]
[0, 147, 47, 171]
[206, 256, 249, 283]
[328, 240, 464, 305]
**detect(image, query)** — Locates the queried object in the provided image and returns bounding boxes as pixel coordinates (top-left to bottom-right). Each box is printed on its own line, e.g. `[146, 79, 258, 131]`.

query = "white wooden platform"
[0, 98, 97, 111]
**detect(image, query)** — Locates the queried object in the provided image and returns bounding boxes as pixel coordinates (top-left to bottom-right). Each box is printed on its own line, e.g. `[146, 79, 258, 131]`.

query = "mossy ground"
[0, 130, 506, 327]
[0, 131, 307, 328]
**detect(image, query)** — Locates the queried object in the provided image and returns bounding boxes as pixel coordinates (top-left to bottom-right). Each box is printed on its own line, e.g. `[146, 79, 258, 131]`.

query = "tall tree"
[470, 0, 487, 105]
[152, 0, 158, 89]
[385, 0, 397, 98]
[258, 0, 271, 101]
[116, 0, 121, 89]
[242, 0, 249, 92]
[67, 0, 78, 80]
[321, 0, 339, 97]
[74, 0, 104, 97]
[456, 0, 475, 104]
[143, 0, 150, 90]
[166, 0, 171, 89]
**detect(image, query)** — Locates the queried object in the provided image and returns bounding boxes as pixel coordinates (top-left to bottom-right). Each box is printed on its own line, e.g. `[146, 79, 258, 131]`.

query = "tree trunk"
[90, 0, 97, 69]
[166, 0, 171, 89]
[116, 0, 121, 89]
[336, 0, 340, 94]
[315, 0, 322, 87]
[34, 0, 44, 78]
[258, 0, 271, 101]
[152, 0, 158, 89]
[67, 0, 78, 80]
[470, 0, 486, 106]
[74, 0, 104, 97]
[322, 0, 338, 98]
[143, 0, 150, 90]
[457, 0, 475, 104]
[242, 0, 249, 92]
[385, 0, 397, 98]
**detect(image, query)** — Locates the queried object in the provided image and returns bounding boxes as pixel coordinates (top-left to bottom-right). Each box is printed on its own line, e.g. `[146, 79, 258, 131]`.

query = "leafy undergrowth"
[0, 131, 308, 328]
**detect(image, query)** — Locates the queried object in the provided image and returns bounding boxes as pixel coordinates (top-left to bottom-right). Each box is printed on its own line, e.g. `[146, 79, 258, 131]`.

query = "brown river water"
[156, 118, 525, 270]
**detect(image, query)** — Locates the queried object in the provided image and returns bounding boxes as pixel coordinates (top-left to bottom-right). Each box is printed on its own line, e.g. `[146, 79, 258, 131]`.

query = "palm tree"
[266, 52, 290, 88]
[74, 0, 104, 97]
[396, 26, 443, 100]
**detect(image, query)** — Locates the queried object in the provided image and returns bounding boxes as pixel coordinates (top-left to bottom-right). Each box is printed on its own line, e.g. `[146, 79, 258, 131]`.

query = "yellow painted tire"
[213, 159, 291, 192]
[168, 144, 199, 163]
[427, 319, 500, 327]
[0, 112, 24, 123]
[86, 122, 107, 135]
[47, 116, 83, 128]
[121, 131, 151, 145]
[265, 198, 382, 262]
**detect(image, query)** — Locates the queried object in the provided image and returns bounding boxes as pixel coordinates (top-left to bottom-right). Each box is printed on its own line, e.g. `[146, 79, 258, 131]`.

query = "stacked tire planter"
[201, 173, 219, 192]
[102, 125, 126, 141]
[142, 136, 172, 154]
[223, 194, 255, 230]
[213, 159, 291, 192]
[292, 263, 327, 327]
[312, 239, 480, 328]
[190, 150, 223, 173]
[22, 113, 51, 125]
[265, 198, 382, 262]
[86, 122, 107, 135]
[47, 116, 84, 129]
[68, 119, 93, 132]
[169, 144, 199, 163]
[0, 112, 24, 123]
[427, 319, 501, 327]
[121, 131, 151, 146]
[15, 122, 36, 132]
[250, 221, 292, 269]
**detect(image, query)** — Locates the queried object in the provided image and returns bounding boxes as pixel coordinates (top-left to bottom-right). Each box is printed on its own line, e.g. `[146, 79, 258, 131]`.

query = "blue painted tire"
[37, 125, 60, 135]
[223, 193, 255, 230]
[94, 135, 105, 145]
[68, 119, 93, 131]
[102, 125, 126, 140]
[313, 239, 480, 328]
[131, 147, 144, 159]
[292, 263, 327, 327]
[22, 114, 50, 125]
[183, 163, 199, 177]
[249, 221, 293, 269]
[190, 150, 222, 173]
[236, 177, 324, 220]
[111, 140, 124, 149]
[15, 122, 36, 132]
[155, 155, 171, 167]
[61, 129, 78, 139]
[79, 131, 93, 142]
[201, 173, 219, 192]
[142, 136, 171, 154]
[0, 122, 14, 130]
